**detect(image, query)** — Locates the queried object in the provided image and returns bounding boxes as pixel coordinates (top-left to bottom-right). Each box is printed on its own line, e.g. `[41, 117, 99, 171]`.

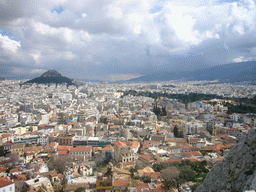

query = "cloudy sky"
[0, 0, 255, 81]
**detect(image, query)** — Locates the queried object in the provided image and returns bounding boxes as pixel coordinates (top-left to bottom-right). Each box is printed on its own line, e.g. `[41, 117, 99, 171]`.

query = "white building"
[41, 114, 49, 125]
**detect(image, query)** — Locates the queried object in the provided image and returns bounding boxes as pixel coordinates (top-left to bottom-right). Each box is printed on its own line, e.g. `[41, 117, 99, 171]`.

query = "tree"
[6, 166, 14, 173]
[28, 126, 33, 132]
[179, 165, 196, 184]
[161, 166, 180, 191]
[15, 179, 26, 192]
[75, 187, 85, 192]
[47, 155, 72, 173]
[58, 113, 66, 124]
[0, 146, 5, 157]
[130, 166, 137, 178]
[141, 176, 151, 183]
[10, 152, 20, 166]
[173, 125, 180, 138]
[162, 107, 167, 116]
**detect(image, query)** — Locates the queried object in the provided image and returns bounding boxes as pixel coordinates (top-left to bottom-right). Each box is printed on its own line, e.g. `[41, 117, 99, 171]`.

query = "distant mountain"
[24, 69, 74, 85]
[128, 61, 256, 83]
[77, 78, 102, 83]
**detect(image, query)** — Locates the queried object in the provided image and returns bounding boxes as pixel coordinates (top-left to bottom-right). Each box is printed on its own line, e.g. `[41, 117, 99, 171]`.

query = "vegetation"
[153, 160, 209, 187]
[123, 90, 256, 114]
[160, 166, 180, 190]
[74, 187, 85, 192]
[6, 166, 14, 173]
[226, 103, 256, 114]
[0, 146, 5, 157]
[173, 125, 183, 138]
[208, 129, 213, 136]
[47, 156, 72, 173]
[122, 90, 227, 104]
[153, 105, 167, 118]
[58, 113, 67, 124]
[141, 176, 151, 183]
[99, 116, 108, 124]
[9, 152, 20, 166]
[25, 69, 74, 86]
[130, 166, 138, 178]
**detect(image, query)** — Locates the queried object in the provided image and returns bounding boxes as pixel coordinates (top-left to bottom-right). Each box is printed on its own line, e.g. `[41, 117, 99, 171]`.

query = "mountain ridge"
[128, 61, 256, 82]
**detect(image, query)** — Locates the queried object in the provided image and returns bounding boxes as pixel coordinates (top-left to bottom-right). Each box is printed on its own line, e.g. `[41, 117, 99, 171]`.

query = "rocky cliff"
[196, 128, 256, 192]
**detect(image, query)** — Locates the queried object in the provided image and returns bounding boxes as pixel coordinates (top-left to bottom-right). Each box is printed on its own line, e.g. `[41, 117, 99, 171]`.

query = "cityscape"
[0, 74, 255, 191]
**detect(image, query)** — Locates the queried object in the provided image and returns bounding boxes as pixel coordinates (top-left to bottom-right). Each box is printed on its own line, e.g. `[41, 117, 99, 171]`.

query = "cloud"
[1, 0, 256, 80]
[0, 34, 20, 54]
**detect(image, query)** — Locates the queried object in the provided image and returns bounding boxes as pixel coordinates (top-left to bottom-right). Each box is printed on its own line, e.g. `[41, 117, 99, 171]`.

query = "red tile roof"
[136, 183, 167, 192]
[144, 172, 161, 179]
[101, 145, 114, 151]
[189, 138, 201, 143]
[58, 151, 69, 155]
[139, 154, 155, 164]
[2, 134, 11, 138]
[0, 177, 14, 188]
[0, 167, 7, 173]
[188, 151, 203, 157]
[113, 178, 130, 187]
[16, 174, 26, 180]
[10, 167, 21, 173]
[24, 146, 41, 153]
[57, 145, 73, 151]
[141, 144, 150, 151]
[130, 141, 140, 148]
[58, 173, 65, 179]
[46, 142, 57, 148]
[27, 190, 37, 192]
[115, 141, 128, 148]
[70, 146, 92, 152]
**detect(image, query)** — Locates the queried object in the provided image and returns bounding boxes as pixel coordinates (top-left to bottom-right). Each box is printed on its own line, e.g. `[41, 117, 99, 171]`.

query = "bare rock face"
[196, 128, 256, 192]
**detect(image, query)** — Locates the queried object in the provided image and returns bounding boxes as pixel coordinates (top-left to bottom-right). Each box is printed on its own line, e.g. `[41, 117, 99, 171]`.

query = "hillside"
[25, 69, 74, 85]
[196, 128, 256, 192]
[129, 61, 256, 82]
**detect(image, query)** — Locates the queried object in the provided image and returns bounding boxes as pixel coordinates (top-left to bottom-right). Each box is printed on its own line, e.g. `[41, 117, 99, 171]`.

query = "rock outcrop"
[196, 128, 256, 192]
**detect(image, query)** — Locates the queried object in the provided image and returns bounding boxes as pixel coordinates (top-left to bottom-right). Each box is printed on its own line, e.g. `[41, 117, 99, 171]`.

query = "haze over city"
[1, 0, 256, 81]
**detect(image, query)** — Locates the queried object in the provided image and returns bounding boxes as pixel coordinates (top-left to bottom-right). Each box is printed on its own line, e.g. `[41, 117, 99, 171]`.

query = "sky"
[0, 0, 256, 81]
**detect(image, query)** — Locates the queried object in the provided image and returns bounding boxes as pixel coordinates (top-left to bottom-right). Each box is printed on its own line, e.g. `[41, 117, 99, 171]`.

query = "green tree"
[28, 126, 33, 132]
[162, 107, 167, 116]
[141, 176, 151, 183]
[0, 146, 5, 157]
[179, 165, 196, 183]
[75, 187, 85, 192]
[130, 166, 138, 178]
[174, 125, 179, 138]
